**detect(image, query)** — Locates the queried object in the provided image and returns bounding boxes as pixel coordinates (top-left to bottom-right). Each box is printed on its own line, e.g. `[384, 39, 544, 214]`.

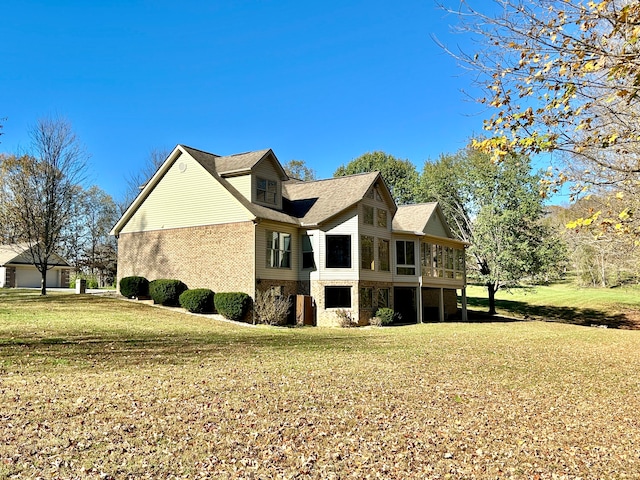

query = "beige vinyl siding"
[253, 159, 283, 210]
[120, 154, 252, 233]
[318, 208, 359, 281]
[225, 174, 252, 202]
[255, 221, 300, 281]
[425, 213, 449, 237]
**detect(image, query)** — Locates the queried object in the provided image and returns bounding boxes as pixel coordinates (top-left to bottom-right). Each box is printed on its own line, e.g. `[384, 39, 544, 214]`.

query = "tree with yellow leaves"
[441, 0, 640, 234]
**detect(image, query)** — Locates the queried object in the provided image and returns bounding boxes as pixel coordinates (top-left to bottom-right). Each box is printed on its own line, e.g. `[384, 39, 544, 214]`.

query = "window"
[421, 243, 433, 277]
[396, 240, 416, 275]
[378, 239, 390, 271]
[257, 177, 277, 204]
[325, 286, 351, 308]
[326, 235, 351, 268]
[377, 288, 389, 309]
[377, 209, 387, 228]
[360, 235, 374, 270]
[270, 285, 284, 297]
[363, 205, 374, 225]
[267, 231, 291, 268]
[360, 287, 373, 309]
[455, 249, 465, 280]
[301, 233, 315, 270]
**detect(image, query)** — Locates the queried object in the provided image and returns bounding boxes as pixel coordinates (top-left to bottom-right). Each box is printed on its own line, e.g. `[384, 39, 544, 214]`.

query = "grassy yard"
[1, 290, 640, 478]
[465, 283, 640, 329]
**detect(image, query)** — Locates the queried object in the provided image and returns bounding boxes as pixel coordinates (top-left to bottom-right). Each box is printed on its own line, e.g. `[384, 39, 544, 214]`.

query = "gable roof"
[112, 145, 400, 234]
[283, 172, 396, 226]
[393, 202, 457, 238]
[0, 243, 70, 267]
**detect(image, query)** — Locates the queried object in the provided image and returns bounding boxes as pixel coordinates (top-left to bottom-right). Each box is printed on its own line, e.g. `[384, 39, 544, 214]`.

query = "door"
[393, 287, 417, 324]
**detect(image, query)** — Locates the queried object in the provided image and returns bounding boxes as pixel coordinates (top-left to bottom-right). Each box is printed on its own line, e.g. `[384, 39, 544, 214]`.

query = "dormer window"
[257, 177, 277, 204]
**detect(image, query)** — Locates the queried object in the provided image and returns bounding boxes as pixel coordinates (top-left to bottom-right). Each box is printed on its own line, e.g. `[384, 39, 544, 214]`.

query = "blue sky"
[2, 1, 495, 202]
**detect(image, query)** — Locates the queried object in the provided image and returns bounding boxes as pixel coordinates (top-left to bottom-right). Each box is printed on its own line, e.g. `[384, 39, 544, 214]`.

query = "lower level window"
[325, 286, 351, 308]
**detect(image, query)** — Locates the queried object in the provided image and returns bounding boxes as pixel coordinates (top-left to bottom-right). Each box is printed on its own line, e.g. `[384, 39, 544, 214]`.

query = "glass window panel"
[363, 205, 374, 225]
[377, 209, 387, 228]
[360, 235, 374, 270]
[378, 239, 390, 271]
[326, 235, 351, 268]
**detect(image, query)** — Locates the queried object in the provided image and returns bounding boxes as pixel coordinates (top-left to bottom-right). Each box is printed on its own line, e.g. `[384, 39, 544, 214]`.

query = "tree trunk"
[487, 283, 497, 315]
[40, 270, 47, 296]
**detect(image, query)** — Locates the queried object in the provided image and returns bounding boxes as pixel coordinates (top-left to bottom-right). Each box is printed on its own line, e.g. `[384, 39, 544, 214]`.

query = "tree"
[283, 159, 317, 181]
[441, 0, 640, 227]
[420, 147, 564, 314]
[119, 147, 171, 213]
[60, 185, 119, 286]
[0, 117, 87, 295]
[548, 197, 639, 286]
[334, 151, 419, 205]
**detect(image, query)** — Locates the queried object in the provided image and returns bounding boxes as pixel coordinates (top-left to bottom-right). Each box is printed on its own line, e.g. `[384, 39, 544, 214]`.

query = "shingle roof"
[0, 243, 70, 267]
[282, 172, 381, 226]
[392, 203, 438, 233]
[0, 243, 28, 265]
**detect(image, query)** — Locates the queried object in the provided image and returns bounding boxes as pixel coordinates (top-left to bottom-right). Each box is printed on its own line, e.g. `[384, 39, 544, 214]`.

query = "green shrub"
[179, 288, 215, 314]
[120, 276, 149, 298]
[214, 292, 252, 321]
[149, 279, 188, 306]
[375, 307, 399, 326]
[70, 274, 99, 290]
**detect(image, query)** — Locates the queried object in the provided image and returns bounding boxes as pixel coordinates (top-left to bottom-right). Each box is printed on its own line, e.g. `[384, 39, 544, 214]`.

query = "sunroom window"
[396, 240, 415, 275]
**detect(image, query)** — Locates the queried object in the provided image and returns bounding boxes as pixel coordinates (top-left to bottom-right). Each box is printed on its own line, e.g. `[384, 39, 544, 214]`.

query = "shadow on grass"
[0, 292, 386, 368]
[463, 295, 637, 329]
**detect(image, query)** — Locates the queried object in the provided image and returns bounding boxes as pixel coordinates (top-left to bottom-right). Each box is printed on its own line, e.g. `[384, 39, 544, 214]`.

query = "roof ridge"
[180, 145, 221, 157]
[286, 170, 379, 186]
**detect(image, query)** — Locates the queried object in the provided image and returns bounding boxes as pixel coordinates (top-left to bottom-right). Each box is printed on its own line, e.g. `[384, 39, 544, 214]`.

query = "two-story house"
[111, 145, 468, 326]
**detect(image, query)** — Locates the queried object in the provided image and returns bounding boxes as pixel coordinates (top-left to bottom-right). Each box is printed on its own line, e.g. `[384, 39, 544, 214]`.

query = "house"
[0, 243, 71, 288]
[110, 145, 468, 325]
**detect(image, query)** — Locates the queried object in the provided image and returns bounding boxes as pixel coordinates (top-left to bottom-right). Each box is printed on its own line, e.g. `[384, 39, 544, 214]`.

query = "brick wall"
[116, 222, 256, 296]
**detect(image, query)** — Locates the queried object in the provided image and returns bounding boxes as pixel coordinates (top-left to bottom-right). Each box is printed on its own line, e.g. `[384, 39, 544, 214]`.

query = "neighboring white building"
[0, 243, 71, 288]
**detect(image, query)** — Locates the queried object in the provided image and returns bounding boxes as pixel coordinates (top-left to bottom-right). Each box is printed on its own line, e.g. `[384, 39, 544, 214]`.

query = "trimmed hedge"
[149, 279, 188, 306]
[214, 292, 252, 321]
[120, 276, 149, 298]
[179, 288, 215, 314]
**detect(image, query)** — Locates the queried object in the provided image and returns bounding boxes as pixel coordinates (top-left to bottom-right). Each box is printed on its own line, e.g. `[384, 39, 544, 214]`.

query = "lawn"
[465, 283, 640, 329]
[1, 290, 640, 478]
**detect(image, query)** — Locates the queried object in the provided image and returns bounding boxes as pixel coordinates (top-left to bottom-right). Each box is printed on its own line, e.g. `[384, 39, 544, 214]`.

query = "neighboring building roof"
[0, 243, 70, 267]
[283, 172, 389, 226]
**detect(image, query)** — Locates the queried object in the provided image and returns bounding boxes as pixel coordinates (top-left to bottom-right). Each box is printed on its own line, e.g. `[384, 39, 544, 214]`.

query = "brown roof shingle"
[283, 172, 381, 226]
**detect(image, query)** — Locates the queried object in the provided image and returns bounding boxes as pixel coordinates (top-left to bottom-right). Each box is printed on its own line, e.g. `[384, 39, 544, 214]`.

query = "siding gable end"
[117, 148, 254, 234]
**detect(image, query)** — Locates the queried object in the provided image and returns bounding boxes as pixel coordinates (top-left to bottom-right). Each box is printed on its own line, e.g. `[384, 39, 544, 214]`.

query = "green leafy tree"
[334, 151, 419, 205]
[283, 159, 317, 181]
[420, 147, 564, 314]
